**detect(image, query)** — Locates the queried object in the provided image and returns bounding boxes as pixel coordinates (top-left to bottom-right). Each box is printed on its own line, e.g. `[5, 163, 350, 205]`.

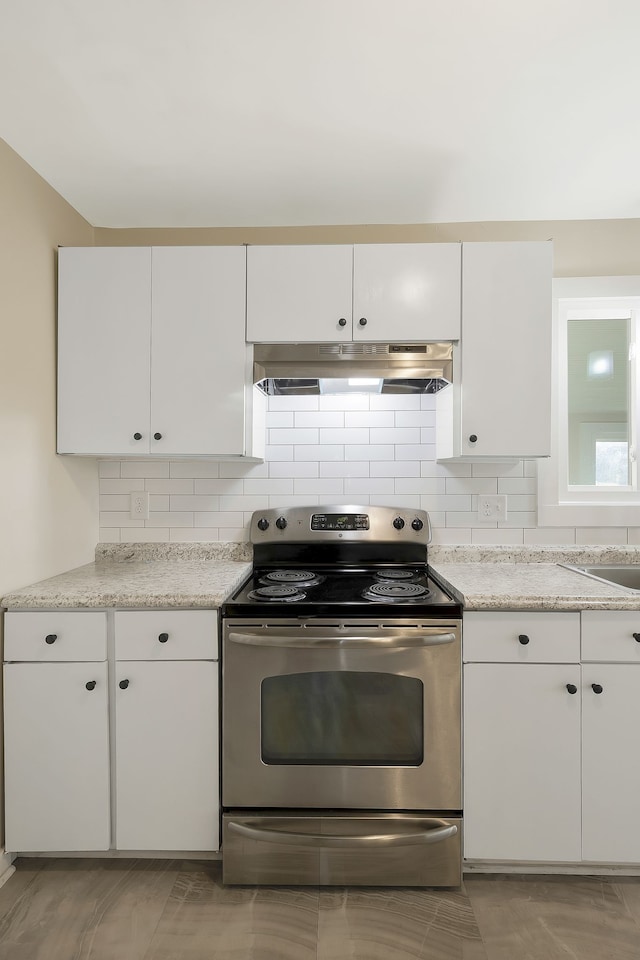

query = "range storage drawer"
[222, 812, 462, 886]
[581, 610, 640, 662]
[114, 610, 218, 660]
[463, 611, 580, 663]
[4, 611, 107, 662]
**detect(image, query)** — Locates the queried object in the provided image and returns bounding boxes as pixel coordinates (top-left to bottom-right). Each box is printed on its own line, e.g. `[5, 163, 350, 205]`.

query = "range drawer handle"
[227, 819, 457, 848]
[518, 634, 530, 645]
[45, 634, 57, 644]
[158, 632, 169, 643]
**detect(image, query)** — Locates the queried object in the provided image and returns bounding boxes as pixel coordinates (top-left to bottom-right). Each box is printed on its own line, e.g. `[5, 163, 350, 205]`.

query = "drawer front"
[463, 611, 580, 663]
[4, 611, 107, 662]
[114, 610, 218, 660]
[581, 610, 640, 662]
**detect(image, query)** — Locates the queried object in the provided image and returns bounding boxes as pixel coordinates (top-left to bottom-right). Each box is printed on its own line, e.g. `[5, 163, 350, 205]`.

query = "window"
[537, 277, 640, 526]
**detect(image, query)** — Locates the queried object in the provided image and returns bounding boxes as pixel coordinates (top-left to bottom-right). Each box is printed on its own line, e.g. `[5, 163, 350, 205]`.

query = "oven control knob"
[393, 516, 405, 530]
[275, 516, 288, 530]
[411, 518, 424, 531]
[257, 517, 269, 531]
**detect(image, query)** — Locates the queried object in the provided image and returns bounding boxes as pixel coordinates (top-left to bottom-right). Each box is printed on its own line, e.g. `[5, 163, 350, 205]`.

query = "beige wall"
[95, 219, 640, 277]
[0, 138, 98, 601]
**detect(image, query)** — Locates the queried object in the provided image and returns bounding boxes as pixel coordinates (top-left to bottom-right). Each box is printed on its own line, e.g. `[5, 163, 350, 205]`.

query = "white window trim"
[538, 276, 640, 526]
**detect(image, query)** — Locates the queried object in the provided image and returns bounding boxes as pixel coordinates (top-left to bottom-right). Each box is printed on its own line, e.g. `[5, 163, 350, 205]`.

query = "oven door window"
[261, 671, 423, 765]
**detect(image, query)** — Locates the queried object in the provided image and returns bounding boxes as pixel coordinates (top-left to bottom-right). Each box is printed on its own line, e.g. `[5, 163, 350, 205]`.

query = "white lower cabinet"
[464, 610, 640, 866]
[464, 662, 582, 862]
[115, 659, 219, 851]
[3, 609, 219, 854]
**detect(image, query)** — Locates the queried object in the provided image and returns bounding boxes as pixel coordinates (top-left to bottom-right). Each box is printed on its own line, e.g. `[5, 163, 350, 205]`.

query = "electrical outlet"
[130, 490, 149, 520]
[477, 494, 507, 522]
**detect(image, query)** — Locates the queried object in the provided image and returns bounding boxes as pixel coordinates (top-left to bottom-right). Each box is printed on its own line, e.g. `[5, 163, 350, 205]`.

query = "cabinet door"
[151, 247, 250, 456]
[464, 663, 581, 862]
[4, 662, 110, 852]
[353, 244, 461, 341]
[458, 241, 552, 458]
[582, 664, 640, 862]
[246, 245, 353, 342]
[57, 247, 152, 455]
[115, 660, 219, 851]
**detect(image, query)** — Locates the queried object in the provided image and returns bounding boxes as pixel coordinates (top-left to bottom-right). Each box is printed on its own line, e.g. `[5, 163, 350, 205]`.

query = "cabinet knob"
[133, 432, 142, 440]
[119, 679, 129, 690]
[591, 683, 604, 694]
[158, 632, 169, 643]
[469, 434, 478, 443]
[85, 680, 97, 691]
[153, 432, 162, 440]
[45, 634, 57, 644]
[633, 633, 640, 642]
[338, 318, 347, 327]
[358, 317, 367, 327]
[566, 683, 577, 695]
[518, 634, 530, 645]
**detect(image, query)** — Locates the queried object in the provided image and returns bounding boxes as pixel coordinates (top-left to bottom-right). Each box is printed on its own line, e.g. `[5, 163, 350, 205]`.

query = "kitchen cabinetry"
[3, 612, 110, 852]
[464, 609, 640, 866]
[57, 246, 265, 459]
[114, 610, 219, 851]
[3, 609, 220, 854]
[437, 241, 553, 459]
[463, 612, 582, 862]
[246, 243, 461, 343]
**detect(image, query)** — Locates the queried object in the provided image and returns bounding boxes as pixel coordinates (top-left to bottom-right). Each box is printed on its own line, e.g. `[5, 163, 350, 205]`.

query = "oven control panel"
[311, 513, 369, 532]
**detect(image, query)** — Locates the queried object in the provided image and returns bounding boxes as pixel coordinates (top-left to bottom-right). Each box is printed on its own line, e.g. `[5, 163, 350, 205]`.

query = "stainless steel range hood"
[254, 342, 453, 395]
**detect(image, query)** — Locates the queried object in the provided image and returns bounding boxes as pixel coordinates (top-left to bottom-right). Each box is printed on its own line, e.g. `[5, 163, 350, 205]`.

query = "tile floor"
[0, 859, 639, 959]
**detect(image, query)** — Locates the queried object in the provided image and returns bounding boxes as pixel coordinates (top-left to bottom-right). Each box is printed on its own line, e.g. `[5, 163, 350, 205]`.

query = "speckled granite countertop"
[3, 542, 640, 611]
[1, 543, 252, 609]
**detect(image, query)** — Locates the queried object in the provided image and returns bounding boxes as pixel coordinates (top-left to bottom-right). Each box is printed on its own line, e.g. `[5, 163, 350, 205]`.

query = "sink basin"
[561, 564, 640, 592]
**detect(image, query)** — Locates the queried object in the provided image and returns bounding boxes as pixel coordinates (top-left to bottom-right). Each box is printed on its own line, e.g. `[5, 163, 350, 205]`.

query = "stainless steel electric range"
[220, 504, 462, 886]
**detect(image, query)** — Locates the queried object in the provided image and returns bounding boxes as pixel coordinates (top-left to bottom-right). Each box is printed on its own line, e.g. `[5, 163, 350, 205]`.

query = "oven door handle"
[227, 819, 457, 848]
[227, 630, 456, 648]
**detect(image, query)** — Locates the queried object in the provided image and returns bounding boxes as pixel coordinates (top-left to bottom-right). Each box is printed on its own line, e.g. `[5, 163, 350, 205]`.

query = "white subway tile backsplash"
[121, 461, 170, 479]
[295, 444, 344, 461]
[98, 461, 121, 478]
[98, 397, 630, 546]
[295, 411, 344, 428]
[145, 479, 194, 495]
[170, 461, 220, 479]
[269, 428, 319, 445]
[345, 444, 394, 461]
[345, 411, 394, 429]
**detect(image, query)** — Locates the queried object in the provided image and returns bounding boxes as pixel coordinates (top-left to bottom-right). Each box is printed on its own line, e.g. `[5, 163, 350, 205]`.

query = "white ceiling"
[1, 0, 639, 228]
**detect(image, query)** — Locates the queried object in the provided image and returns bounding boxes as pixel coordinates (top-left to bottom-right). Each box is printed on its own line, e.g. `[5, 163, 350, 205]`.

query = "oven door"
[222, 618, 461, 811]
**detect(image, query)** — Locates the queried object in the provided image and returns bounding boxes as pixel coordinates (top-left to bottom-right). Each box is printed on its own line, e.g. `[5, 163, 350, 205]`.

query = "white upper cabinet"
[58, 247, 152, 456]
[246, 243, 461, 343]
[437, 240, 553, 459]
[58, 246, 264, 459]
[246, 245, 353, 343]
[352, 243, 461, 341]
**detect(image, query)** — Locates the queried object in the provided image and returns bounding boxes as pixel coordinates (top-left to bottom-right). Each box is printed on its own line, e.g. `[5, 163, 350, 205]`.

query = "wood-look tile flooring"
[0, 859, 639, 959]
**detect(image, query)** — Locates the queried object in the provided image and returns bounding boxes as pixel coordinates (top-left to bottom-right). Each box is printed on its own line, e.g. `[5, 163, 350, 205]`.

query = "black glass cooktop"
[222, 565, 461, 619]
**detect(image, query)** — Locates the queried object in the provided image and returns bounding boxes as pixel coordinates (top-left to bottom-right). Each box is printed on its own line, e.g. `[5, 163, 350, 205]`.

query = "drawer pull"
[158, 632, 169, 643]
[566, 683, 577, 694]
[119, 679, 130, 690]
[85, 680, 96, 691]
[591, 683, 604, 695]
[45, 634, 57, 644]
[518, 634, 530, 645]
[633, 633, 640, 642]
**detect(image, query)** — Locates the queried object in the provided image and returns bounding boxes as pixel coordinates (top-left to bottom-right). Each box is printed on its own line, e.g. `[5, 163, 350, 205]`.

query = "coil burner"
[362, 581, 431, 603]
[374, 569, 418, 582]
[247, 584, 307, 602]
[259, 569, 325, 588]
